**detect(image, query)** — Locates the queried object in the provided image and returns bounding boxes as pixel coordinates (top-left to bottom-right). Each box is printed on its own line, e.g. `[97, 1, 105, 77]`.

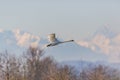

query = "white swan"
[46, 33, 74, 47]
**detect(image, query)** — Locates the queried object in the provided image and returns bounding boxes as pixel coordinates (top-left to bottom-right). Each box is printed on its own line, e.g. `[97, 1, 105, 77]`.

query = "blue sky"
[0, 0, 120, 40]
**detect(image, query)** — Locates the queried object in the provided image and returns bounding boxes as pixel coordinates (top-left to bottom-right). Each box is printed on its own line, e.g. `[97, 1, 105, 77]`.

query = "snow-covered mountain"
[0, 29, 41, 53]
[77, 26, 120, 63]
[0, 28, 107, 62]
[61, 60, 120, 71]
[93, 26, 117, 38]
[0, 27, 120, 63]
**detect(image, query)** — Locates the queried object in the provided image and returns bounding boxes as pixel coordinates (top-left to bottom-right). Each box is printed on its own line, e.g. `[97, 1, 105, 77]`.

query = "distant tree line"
[0, 47, 120, 80]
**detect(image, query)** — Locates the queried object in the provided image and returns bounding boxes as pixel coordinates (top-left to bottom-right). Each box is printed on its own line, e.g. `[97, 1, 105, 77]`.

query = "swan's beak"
[70, 40, 74, 41]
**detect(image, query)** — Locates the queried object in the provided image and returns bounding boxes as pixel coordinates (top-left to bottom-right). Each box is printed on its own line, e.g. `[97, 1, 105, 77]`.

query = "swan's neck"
[61, 40, 74, 43]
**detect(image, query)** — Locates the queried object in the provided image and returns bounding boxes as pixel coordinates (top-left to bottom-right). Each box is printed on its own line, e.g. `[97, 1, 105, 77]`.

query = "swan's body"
[46, 33, 74, 47]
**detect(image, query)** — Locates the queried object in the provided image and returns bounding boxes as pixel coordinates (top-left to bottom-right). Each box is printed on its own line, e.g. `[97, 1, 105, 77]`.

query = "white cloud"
[78, 40, 89, 48]
[13, 29, 40, 47]
[112, 34, 120, 45]
[0, 29, 4, 32]
[77, 34, 120, 63]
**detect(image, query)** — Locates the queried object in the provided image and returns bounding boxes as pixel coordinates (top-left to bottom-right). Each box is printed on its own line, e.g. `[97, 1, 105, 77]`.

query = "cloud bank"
[78, 28, 120, 63]
[13, 29, 40, 48]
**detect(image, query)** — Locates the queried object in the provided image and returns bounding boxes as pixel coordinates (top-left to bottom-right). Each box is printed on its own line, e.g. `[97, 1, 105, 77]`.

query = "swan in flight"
[46, 33, 74, 47]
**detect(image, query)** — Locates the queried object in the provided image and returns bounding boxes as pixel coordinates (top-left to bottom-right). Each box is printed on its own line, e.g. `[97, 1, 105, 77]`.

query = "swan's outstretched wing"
[48, 33, 59, 43]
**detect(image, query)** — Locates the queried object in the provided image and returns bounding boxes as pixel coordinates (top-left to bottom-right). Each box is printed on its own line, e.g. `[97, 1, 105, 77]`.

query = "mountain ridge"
[77, 27, 120, 63]
[0, 28, 120, 63]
